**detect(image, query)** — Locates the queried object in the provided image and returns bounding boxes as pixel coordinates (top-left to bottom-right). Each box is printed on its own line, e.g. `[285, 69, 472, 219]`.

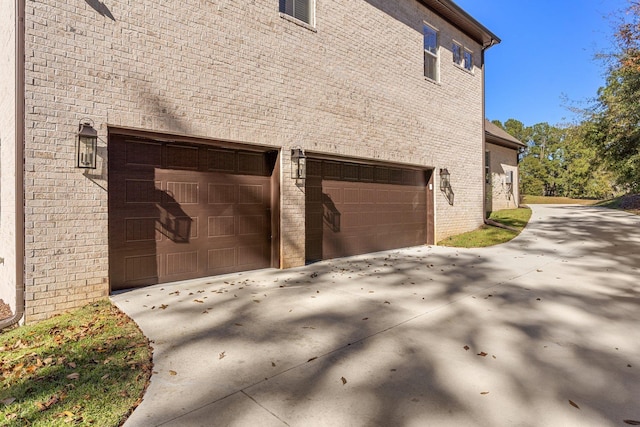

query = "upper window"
[464, 49, 473, 72]
[423, 24, 439, 81]
[280, 0, 314, 25]
[452, 42, 463, 66]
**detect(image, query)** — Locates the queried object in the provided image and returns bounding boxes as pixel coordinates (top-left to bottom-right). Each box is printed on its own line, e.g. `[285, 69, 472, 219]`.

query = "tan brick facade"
[2, 0, 496, 322]
[486, 142, 521, 212]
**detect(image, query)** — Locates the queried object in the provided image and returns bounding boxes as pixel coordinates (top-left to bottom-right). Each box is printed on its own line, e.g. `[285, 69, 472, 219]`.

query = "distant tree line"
[491, 119, 615, 199]
[494, 2, 640, 199]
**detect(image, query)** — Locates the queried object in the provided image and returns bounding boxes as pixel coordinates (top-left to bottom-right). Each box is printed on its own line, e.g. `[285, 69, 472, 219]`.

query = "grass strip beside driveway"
[438, 207, 532, 248]
[0, 300, 152, 426]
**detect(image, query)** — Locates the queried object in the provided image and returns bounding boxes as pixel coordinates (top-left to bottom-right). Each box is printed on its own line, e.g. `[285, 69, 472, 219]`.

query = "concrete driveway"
[111, 205, 640, 426]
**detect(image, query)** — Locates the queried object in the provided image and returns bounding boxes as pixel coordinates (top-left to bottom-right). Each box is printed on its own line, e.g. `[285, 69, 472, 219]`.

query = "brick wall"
[22, 0, 487, 321]
[487, 142, 520, 212]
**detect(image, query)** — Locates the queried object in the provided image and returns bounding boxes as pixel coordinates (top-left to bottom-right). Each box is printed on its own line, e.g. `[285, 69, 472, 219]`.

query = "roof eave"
[417, 0, 501, 49]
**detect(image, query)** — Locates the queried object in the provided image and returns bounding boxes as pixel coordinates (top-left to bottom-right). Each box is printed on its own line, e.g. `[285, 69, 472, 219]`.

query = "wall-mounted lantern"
[439, 168, 450, 191]
[77, 119, 98, 169]
[291, 148, 306, 180]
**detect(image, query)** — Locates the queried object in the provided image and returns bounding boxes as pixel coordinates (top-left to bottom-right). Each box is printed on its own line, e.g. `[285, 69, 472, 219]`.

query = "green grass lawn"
[522, 195, 600, 205]
[438, 207, 532, 248]
[0, 300, 152, 426]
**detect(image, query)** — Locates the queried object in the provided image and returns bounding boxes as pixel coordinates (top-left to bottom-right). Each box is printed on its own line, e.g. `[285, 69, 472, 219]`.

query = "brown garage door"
[305, 159, 433, 262]
[108, 135, 278, 290]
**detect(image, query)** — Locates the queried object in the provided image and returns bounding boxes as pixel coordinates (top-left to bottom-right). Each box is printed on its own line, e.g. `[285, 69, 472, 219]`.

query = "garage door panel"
[238, 184, 264, 204]
[306, 159, 429, 262]
[166, 251, 199, 277]
[124, 254, 160, 283]
[109, 136, 274, 290]
[165, 182, 199, 204]
[124, 217, 162, 243]
[166, 144, 199, 170]
[125, 141, 162, 167]
[208, 216, 235, 237]
[208, 248, 237, 270]
[125, 180, 162, 204]
[208, 184, 237, 204]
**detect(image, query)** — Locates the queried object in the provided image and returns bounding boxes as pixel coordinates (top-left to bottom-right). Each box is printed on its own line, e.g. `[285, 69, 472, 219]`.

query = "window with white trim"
[423, 24, 439, 81]
[280, 0, 314, 25]
[452, 42, 463, 67]
[464, 49, 473, 72]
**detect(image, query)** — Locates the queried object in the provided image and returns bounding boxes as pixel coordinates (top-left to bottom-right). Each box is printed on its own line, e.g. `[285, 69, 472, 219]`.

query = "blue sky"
[453, 0, 629, 127]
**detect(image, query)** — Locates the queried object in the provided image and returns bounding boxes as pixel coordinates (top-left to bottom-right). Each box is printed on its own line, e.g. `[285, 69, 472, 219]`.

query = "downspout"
[481, 46, 487, 218]
[481, 38, 498, 219]
[0, 0, 26, 330]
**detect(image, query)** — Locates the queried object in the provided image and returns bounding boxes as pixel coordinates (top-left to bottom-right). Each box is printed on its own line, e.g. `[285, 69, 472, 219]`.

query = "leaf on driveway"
[160, 304, 168, 310]
[169, 370, 177, 376]
[477, 352, 488, 357]
[219, 351, 226, 360]
[568, 400, 580, 409]
[193, 299, 204, 303]
[463, 345, 470, 351]
[362, 317, 369, 321]
[480, 391, 489, 395]
[623, 420, 640, 425]
[341, 377, 347, 385]
[307, 357, 318, 362]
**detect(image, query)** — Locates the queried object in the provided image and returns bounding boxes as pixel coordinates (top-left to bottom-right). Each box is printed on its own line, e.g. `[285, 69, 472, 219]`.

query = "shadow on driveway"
[112, 205, 640, 426]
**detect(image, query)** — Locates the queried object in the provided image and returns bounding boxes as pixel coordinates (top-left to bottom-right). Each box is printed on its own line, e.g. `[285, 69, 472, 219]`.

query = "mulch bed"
[619, 194, 640, 211]
[0, 299, 13, 321]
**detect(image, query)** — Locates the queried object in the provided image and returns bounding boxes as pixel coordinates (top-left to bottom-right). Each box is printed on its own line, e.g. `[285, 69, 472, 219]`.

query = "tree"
[584, 1, 640, 192]
[494, 118, 614, 198]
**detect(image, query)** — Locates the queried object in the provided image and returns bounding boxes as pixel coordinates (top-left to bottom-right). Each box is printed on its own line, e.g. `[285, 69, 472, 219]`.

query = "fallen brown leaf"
[477, 352, 488, 357]
[624, 420, 640, 425]
[307, 357, 318, 362]
[480, 391, 489, 395]
[341, 377, 347, 385]
[219, 351, 226, 359]
[569, 400, 580, 409]
[66, 372, 80, 380]
[160, 304, 169, 310]
[463, 345, 470, 351]
[169, 370, 177, 376]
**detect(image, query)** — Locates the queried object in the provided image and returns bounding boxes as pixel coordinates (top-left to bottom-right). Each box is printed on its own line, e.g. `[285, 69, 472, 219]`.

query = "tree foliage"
[492, 120, 613, 199]
[583, 1, 640, 192]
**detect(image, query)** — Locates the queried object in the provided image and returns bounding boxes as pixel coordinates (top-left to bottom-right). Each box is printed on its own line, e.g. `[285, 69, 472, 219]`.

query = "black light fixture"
[291, 148, 306, 180]
[77, 119, 98, 169]
[439, 168, 450, 191]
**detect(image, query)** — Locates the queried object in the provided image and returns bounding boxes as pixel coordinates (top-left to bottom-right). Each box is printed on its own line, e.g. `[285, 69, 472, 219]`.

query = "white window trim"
[423, 23, 440, 83]
[451, 38, 475, 74]
[279, 0, 316, 29]
[452, 41, 463, 67]
[463, 48, 474, 73]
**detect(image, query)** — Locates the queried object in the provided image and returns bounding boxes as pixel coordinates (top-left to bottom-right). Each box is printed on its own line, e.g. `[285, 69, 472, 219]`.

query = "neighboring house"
[484, 120, 526, 213]
[0, 0, 499, 324]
